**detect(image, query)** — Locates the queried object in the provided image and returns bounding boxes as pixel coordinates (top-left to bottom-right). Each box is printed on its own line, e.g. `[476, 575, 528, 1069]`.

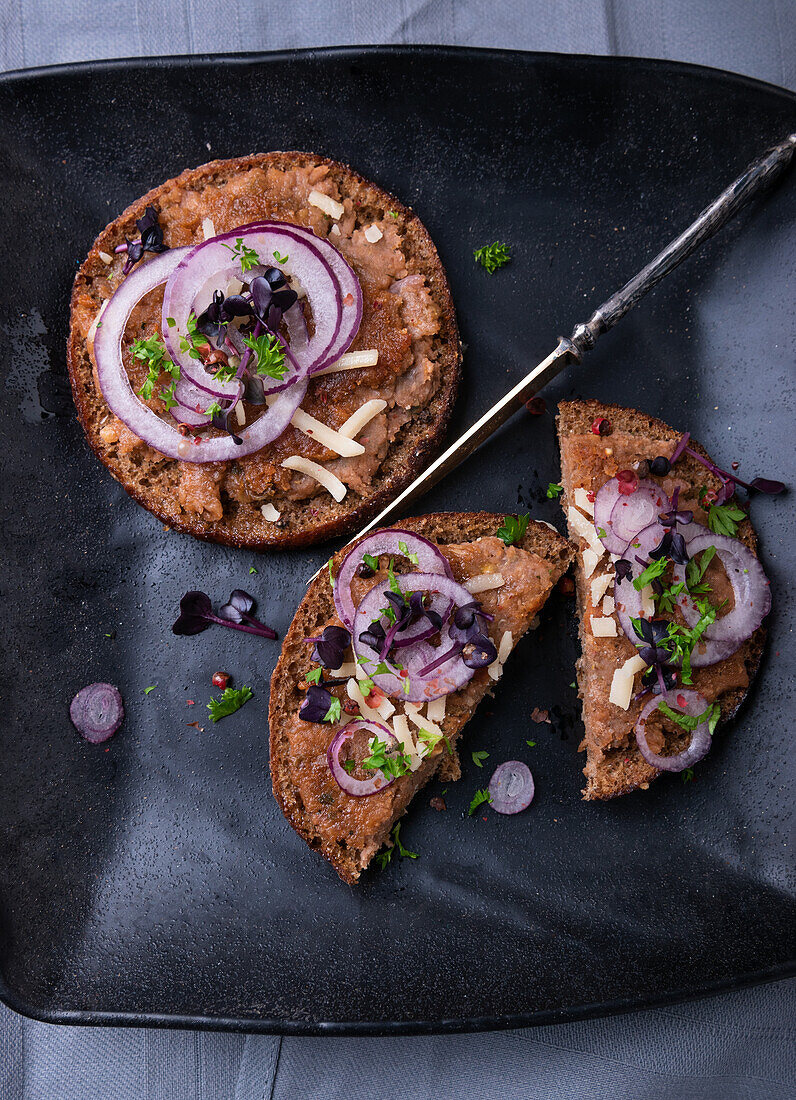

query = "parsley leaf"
[131, 334, 178, 399]
[468, 789, 493, 815]
[386, 557, 402, 596]
[546, 482, 563, 499]
[306, 668, 322, 685]
[471, 750, 490, 768]
[362, 552, 379, 571]
[473, 241, 512, 274]
[207, 684, 253, 722]
[682, 767, 695, 783]
[144, 685, 156, 695]
[597, 527, 607, 538]
[526, 740, 536, 747]
[242, 332, 288, 380]
[178, 312, 209, 361]
[633, 557, 668, 591]
[159, 380, 178, 411]
[272, 249, 289, 265]
[204, 400, 223, 420]
[249, 566, 258, 574]
[658, 700, 720, 734]
[323, 697, 342, 724]
[707, 501, 746, 537]
[397, 540, 419, 565]
[362, 735, 412, 778]
[222, 236, 260, 272]
[496, 514, 529, 546]
[375, 823, 418, 870]
[417, 727, 444, 756]
[685, 545, 717, 595]
[327, 559, 335, 588]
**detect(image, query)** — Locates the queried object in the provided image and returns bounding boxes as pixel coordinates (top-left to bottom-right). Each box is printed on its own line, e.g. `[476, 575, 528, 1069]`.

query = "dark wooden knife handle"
[564, 132, 796, 361]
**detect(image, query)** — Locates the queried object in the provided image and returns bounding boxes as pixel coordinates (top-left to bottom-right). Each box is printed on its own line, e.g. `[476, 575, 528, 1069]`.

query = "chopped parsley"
[417, 728, 444, 756]
[358, 676, 376, 695]
[468, 789, 493, 815]
[686, 546, 717, 595]
[306, 668, 323, 685]
[473, 241, 512, 274]
[682, 768, 695, 783]
[546, 482, 563, 499]
[328, 559, 335, 588]
[526, 740, 536, 748]
[222, 237, 260, 272]
[204, 400, 223, 420]
[242, 332, 288, 379]
[633, 557, 668, 591]
[207, 684, 253, 722]
[144, 685, 156, 695]
[178, 312, 209, 361]
[272, 249, 289, 264]
[375, 822, 418, 869]
[706, 500, 747, 537]
[159, 380, 178, 411]
[471, 750, 489, 768]
[249, 567, 258, 574]
[131, 334, 178, 399]
[397, 540, 419, 565]
[362, 552, 380, 571]
[362, 735, 412, 779]
[323, 696, 342, 724]
[596, 527, 607, 538]
[386, 557, 402, 596]
[658, 700, 720, 736]
[496, 514, 529, 546]
[374, 661, 392, 676]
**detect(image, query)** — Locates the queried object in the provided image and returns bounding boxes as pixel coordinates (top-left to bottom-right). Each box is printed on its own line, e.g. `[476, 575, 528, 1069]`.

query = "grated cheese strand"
[281, 456, 347, 502]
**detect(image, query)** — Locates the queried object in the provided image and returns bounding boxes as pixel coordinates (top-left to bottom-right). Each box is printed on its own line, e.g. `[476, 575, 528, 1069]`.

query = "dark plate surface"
[0, 47, 794, 1035]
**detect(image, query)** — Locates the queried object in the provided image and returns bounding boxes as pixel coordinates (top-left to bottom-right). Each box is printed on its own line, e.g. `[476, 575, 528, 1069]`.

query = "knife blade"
[309, 131, 795, 575]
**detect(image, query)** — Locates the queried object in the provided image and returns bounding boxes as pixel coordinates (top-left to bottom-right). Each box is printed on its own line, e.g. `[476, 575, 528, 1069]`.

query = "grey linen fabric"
[1, 1, 794, 1097]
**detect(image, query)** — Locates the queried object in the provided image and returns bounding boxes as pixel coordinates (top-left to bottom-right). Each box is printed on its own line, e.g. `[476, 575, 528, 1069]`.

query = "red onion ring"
[352, 572, 477, 702]
[162, 222, 346, 395]
[333, 530, 453, 631]
[70, 682, 124, 743]
[593, 478, 627, 553]
[671, 532, 771, 666]
[488, 761, 535, 814]
[609, 480, 671, 545]
[327, 720, 398, 797]
[635, 689, 713, 772]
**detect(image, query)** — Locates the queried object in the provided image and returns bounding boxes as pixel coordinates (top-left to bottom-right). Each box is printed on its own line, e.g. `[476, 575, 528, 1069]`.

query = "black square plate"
[0, 48, 794, 1034]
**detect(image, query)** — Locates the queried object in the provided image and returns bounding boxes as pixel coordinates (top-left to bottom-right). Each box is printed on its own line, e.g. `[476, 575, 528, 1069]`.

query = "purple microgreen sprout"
[173, 589, 277, 639]
[121, 206, 168, 274]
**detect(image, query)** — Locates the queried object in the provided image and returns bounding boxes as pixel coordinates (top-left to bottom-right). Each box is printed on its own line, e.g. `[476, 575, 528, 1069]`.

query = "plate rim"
[0, 43, 794, 1036]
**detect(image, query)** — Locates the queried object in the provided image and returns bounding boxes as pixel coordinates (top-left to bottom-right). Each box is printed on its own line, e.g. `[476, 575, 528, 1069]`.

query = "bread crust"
[67, 152, 461, 549]
[269, 512, 573, 882]
[557, 399, 765, 800]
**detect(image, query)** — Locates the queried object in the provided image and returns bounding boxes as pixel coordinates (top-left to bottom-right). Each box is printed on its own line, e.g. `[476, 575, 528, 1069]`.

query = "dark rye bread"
[557, 399, 765, 801]
[269, 512, 573, 883]
[67, 152, 461, 549]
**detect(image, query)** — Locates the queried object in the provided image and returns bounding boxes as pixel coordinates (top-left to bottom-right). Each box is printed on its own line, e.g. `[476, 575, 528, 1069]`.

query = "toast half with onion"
[269, 512, 573, 883]
[557, 399, 768, 800]
[68, 152, 460, 549]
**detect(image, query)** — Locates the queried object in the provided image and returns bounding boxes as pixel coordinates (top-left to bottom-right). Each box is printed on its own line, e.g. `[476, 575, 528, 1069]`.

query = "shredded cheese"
[573, 487, 595, 516]
[426, 696, 446, 723]
[346, 678, 382, 723]
[403, 703, 444, 742]
[464, 573, 505, 595]
[640, 584, 655, 617]
[330, 223, 341, 237]
[590, 616, 617, 637]
[568, 506, 604, 557]
[391, 714, 422, 770]
[312, 349, 379, 376]
[281, 456, 347, 502]
[332, 662, 358, 679]
[590, 572, 614, 605]
[582, 548, 599, 579]
[308, 190, 344, 220]
[487, 629, 513, 681]
[286, 407, 365, 457]
[338, 399, 387, 440]
[98, 250, 113, 265]
[260, 503, 281, 522]
[202, 217, 216, 240]
[608, 654, 648, 710]
[234, 400, 246, 426]
[363, 224, 383, 243]
[602, 594, 615, 616]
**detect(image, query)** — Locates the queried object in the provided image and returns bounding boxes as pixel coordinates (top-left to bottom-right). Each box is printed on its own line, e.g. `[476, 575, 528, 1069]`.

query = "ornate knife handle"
[562, 132, 796, 362]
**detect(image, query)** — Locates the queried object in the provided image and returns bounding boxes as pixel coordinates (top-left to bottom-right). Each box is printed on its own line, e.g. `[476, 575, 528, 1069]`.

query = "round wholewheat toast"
[269, 512, 574, 883]
[68, 152, 461, 549]
[557, 399, 766, 801]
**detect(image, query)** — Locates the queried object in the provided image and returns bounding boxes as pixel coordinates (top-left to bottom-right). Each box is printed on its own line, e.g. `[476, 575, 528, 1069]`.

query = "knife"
[311, 131, 795, 573]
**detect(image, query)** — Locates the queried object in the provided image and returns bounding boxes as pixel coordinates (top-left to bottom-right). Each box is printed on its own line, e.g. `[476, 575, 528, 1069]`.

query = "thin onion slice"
[70, 682, 124, 743]
[609, 480, 671, 545]
[671, 532, 771, 666]
[488, 761, 534, 814]
[333, 529, 453, 631]
[327, 720, 398, 797]
[635, 689, 713, 772]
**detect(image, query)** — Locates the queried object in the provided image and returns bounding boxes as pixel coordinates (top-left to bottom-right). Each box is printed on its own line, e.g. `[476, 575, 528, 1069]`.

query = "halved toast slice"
[557, 399, 765, 800]
[269, 512, 573, 882]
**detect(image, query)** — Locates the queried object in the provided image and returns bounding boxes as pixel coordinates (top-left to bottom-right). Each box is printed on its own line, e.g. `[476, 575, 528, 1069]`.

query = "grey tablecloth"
[1, 2, 794, 1097]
